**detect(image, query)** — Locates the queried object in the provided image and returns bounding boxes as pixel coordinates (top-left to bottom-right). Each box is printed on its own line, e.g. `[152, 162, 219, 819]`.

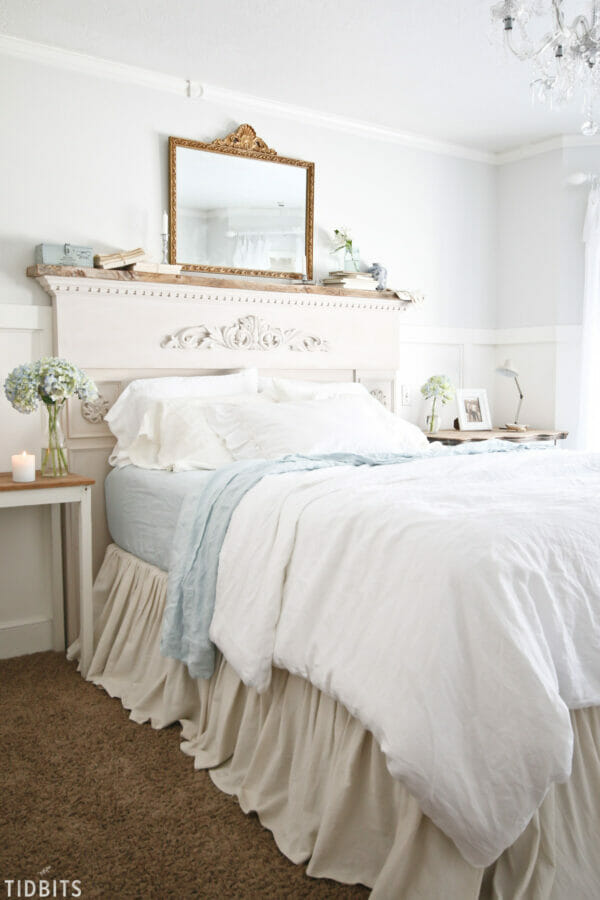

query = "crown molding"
[0, 32, 493, 164]
[200, 84, 495, 164]
[495, 134, 600, 165]
[0, 33, 202, 97]
[495, 137, 566, 165]
[1, 32, 596, 166]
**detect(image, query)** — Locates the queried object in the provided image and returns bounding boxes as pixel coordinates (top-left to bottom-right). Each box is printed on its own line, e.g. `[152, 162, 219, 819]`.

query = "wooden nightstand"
[426, 429, 568, 446]
[0, 472, 95, 676]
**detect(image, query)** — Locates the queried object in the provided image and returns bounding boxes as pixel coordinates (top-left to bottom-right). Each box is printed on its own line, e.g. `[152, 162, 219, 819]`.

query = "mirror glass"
[170, 128, 314, 279]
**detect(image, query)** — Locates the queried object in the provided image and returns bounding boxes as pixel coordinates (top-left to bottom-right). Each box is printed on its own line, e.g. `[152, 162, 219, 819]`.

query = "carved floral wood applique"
[161, 315, 329, 353]
[370, 388, 389, 408]
[81, 395, 111, 424]
[208, 124, 277, 156]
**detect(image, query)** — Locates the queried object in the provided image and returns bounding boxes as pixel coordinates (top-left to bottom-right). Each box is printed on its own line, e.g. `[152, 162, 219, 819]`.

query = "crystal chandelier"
[491, 1, 600, 135]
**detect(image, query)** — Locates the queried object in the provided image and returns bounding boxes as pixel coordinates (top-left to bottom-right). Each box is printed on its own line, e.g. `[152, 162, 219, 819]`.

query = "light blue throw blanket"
[161, 441, 537, 678]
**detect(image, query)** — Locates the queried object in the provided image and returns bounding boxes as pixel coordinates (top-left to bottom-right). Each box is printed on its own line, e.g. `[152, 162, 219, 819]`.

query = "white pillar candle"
[162, 210, 169, 234]
[12, 451, 36, 483]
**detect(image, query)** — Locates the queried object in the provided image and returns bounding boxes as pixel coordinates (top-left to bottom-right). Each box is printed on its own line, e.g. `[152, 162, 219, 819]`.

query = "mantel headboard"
[32, 271, 411, 639]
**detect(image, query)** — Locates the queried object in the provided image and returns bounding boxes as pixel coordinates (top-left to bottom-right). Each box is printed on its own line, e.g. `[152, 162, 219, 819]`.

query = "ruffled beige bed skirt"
[77, 544, 600, 899]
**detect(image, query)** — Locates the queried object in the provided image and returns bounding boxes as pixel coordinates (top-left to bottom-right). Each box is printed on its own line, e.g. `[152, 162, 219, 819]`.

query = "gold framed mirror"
[169, 125, 314, 280]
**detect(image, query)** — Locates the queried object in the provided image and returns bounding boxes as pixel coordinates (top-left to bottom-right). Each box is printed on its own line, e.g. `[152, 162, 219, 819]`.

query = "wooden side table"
[0, 472, 95, 676]
[426, 429, 569, 446]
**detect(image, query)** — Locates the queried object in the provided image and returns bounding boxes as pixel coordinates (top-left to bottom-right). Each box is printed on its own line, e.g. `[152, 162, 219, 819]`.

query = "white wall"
[496, 151, 563, 329]
[495, 144, 599, 441]
[0, 53, 498, 328]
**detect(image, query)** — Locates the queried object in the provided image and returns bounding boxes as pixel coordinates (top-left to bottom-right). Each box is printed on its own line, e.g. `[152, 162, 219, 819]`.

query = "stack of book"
[128, 261, 182, 275]
[94, 248, 146, 269]
[322, 271, 379, 291]
[94, 249, 182, 275]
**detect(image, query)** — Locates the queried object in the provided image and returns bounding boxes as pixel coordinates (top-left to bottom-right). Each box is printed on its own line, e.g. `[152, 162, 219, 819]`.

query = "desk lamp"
[496, 359, 526, 431]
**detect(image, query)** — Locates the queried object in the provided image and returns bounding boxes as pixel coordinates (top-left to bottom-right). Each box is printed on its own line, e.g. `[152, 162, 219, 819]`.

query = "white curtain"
[232, 234, 270, 270]
[578, 185, 600, 450]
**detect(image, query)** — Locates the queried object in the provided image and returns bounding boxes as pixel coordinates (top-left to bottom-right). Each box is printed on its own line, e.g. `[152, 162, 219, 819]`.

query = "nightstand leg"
[50, 504, 65, 651]
[78, 486, 93, 678]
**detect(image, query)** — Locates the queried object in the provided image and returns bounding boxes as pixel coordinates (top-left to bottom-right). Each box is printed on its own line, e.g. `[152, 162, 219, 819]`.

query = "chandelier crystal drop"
[491, 1, 600, 135]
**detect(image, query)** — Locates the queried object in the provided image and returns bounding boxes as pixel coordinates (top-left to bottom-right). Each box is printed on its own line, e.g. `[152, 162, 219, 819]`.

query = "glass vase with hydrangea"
[4, 358, 98, 476]
[420, 374, 455, 434]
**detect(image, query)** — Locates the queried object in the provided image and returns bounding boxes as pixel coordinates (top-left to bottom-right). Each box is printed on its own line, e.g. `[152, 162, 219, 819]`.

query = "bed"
[34, 271, 600, 899]
[87, 446, 600, 899]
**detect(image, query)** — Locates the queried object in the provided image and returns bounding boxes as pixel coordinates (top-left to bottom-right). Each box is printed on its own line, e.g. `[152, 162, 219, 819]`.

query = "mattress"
[105, 466, 212, 571]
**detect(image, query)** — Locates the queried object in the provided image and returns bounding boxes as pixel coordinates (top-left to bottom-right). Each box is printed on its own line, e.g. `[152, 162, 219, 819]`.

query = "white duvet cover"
[210, 447, 600, 866]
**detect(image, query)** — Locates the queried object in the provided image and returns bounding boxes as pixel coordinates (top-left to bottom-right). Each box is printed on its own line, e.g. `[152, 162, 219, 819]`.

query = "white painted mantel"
[36, 273, 413, 373]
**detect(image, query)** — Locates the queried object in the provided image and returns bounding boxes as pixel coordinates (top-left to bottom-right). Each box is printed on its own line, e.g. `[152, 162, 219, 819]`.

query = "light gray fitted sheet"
[105, 466, 212, 571]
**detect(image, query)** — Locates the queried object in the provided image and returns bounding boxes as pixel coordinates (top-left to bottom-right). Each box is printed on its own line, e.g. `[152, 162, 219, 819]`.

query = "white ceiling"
[0, 0, 593, 153]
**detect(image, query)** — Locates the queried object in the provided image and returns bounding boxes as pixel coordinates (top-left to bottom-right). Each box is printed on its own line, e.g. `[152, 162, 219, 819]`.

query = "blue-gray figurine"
[368, 262, 387, 291]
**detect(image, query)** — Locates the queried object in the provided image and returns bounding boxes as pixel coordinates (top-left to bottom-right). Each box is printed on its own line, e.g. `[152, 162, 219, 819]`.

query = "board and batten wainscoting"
[0, 271, 577, 657]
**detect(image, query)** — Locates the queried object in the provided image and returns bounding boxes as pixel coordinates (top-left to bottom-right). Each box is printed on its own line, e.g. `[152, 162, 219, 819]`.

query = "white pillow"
[105, 370, 258, 467]
[156, 394, 270, 471]
[206, 395, 428, 460]
[258, 375, 370, 402]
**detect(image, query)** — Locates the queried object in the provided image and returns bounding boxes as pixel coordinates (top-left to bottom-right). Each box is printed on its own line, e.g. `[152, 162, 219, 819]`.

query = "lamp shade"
[496, 359, 519, 378]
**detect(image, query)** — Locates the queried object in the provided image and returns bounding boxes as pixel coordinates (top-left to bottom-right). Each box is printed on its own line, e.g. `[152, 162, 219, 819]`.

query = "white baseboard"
[0, 616, 54, 659]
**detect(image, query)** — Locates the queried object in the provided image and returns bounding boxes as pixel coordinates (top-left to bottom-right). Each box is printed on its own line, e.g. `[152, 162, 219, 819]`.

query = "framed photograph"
[456, 388, 492, 431]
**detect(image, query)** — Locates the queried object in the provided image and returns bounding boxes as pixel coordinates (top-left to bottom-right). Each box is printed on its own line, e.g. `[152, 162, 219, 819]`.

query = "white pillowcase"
[258, 375, 370, 402]
[117, 394, 270, 471]
[105, 370, 258, 467]
[156, 394, 270, 471]
[206, 395, 428, 460]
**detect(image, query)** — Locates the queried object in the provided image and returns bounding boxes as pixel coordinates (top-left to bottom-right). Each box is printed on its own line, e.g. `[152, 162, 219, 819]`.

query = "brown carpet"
[0, 652, 368, 899]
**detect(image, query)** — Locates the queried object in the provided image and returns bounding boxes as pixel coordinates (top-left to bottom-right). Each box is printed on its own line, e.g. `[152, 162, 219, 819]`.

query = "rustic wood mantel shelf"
[26, 265, 410, 302]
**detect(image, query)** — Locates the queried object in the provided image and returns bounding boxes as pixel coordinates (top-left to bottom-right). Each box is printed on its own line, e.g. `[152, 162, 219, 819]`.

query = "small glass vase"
[42, 401, 68, 477]
[332, 247, 346, 271]
[426, 413, 440, 434]
[344, 245, 360, 272]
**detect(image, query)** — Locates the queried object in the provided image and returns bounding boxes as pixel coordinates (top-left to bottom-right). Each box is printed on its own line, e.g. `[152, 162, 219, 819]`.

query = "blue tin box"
[35, 243, 94, 267]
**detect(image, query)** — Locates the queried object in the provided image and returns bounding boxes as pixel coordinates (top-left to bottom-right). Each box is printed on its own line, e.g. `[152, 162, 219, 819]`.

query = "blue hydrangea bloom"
[4, 357, 98, 414]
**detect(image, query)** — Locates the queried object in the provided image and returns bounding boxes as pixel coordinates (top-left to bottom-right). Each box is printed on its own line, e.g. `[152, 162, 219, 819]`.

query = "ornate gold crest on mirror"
[169, 125, 314, 280]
